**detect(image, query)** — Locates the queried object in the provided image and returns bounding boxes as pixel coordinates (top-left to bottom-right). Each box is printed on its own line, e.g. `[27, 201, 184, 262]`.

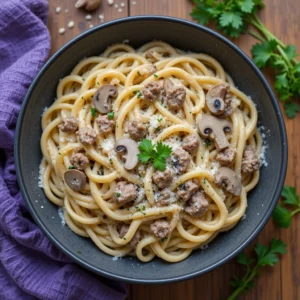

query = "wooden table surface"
[47, 1, 300, 299]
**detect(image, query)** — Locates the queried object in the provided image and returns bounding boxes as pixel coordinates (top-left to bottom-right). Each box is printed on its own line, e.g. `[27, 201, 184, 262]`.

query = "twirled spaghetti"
[40, 41, 262, 262]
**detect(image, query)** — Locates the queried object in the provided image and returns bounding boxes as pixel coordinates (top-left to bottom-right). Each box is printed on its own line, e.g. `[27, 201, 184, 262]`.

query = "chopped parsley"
[109, 158, 113, 165]
[135, 206, 146, 215]
[160, 237, 168, 242]
[116, 192, 121, 197]
[58, 152, 61, 155]
[157, 117, 163, 123]
[137, 91, 142, 98]
[154, 73, 158, 78]
[91, 107, 97, 117]
[108, 111, 115, 120]
[123, 237, 126, 240]
[205, 139, 211, 147]
[68, 166, 75, 169]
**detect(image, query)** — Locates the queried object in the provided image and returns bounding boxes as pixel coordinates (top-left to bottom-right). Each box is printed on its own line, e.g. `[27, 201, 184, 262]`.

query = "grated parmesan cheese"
[260, 145, 268, 167]
[58, 207, 66, 226]
[38, 163, 45, 188]
[154, 191, 177, 204]
[137, 164, 146, 174]
[135, 188, 145, 204]
[112, 256, 121, 261]
[259, 126, 269, 167]
[101, 138, 115, 153]
[209, 161, 220, 175]
[162, 135, 181, 152]
[147, 114, 166, 138]
[41, 106, 48, 116]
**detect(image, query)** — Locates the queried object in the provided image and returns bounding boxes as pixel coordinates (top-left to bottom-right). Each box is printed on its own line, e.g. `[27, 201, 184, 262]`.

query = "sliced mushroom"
[206, 84, 230, 115]
[215, 167, 242, 196]
[115, 138, 139, 170]
[93, 84, 117, 114]
[64, 169, 86, 191]
[198, 115, 232, 151]
[75, 0, 101, 11]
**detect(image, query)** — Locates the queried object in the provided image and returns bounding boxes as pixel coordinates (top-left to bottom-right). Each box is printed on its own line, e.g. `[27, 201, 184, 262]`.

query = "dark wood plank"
[46, 1, 300, 299]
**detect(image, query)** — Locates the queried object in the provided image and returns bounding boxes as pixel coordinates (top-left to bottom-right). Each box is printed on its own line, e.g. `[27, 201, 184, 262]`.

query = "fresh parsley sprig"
[191, 0, 300, 118]
[91, 107, 97, 117]
[272, 186, 300, 228]
[228, 238, 287, 300]
[137, 139, 172, 171]
[107, 111, 115, 120]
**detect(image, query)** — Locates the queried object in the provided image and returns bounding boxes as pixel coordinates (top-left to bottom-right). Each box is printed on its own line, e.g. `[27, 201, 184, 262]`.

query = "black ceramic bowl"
[15, 16, 288, 283]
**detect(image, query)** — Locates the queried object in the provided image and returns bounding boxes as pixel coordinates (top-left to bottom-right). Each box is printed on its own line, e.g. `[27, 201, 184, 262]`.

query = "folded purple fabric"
[0, 1, 127, 299]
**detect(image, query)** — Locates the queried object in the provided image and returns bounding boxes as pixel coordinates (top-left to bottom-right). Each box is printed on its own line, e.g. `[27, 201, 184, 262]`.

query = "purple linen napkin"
[0, 1, 127, 299]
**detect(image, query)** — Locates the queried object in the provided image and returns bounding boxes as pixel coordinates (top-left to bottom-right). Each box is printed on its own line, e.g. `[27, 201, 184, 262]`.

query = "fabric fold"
[0, 1, 127, 299]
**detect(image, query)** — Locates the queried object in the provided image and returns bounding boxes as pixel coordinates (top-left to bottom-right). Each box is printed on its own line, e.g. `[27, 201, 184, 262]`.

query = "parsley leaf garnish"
[137, 139, 172, 171]
[68, 166, 75, 169]
[107, 111, 115, 120]
[91, 107, 97, 117]
[228, 238, 286, 300]
[252, 40, 278, 68]
[205, 139, 211, 147]
[272, 186, 300, 228]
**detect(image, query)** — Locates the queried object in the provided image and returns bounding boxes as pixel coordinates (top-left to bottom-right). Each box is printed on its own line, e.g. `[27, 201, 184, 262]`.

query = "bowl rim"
[14, 15, 288, 284]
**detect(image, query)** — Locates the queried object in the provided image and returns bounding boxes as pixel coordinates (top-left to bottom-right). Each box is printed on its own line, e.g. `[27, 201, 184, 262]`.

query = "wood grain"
[47, 0, 300, 299]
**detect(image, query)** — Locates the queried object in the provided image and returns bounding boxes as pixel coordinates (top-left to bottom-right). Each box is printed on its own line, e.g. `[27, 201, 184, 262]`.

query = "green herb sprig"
[191, 0, 300, 118]
[272, 186, 300, 228]
[138, 139, 172, 171]
[108, 111, 115, 120]
[91, 107, 97, 117]
[228, 238, 286, 300]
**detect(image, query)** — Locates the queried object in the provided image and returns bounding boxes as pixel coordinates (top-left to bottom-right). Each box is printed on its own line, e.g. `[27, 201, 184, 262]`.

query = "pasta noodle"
[40, 41, 262, 262]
